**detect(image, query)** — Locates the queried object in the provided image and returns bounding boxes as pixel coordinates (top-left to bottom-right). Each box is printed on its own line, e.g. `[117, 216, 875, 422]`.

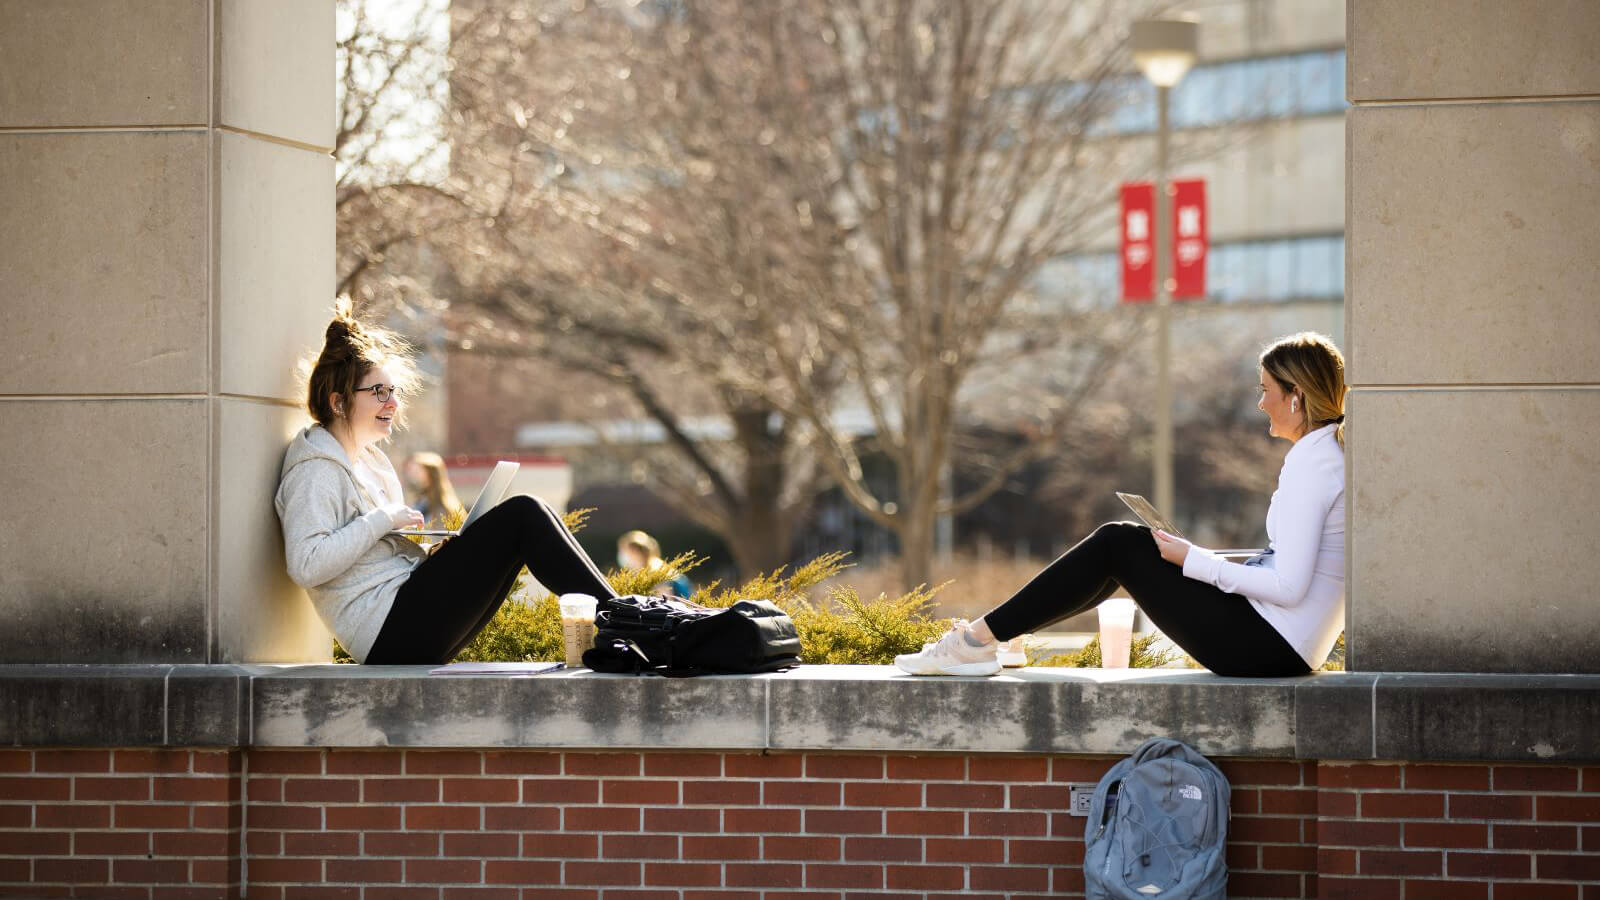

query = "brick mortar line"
[1326, 788, 1589, 795]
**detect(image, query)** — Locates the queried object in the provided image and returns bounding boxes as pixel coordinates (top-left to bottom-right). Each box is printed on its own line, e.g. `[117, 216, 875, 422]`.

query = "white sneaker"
[996, 638, 1028, 668]
[895, 622, 1001, 676]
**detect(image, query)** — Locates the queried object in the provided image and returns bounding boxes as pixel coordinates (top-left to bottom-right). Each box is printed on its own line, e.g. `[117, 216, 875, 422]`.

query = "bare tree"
[345, 0, 1163, 586]
[777, 0, 1166, 586]
[334, 0, 853, 576]
[413, 0, 873, 575]
[518, 0, 1153, 586]
[336, 0, 488, 306]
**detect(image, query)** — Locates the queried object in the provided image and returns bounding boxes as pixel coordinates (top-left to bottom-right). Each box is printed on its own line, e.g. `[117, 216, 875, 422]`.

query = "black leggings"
[365, 495, 619, 664]
[982, 522, 1311, 677]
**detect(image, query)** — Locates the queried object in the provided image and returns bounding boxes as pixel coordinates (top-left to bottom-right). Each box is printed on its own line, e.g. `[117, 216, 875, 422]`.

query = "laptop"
[1115, 491, 1261, 559]
[396, 461, 520, 537]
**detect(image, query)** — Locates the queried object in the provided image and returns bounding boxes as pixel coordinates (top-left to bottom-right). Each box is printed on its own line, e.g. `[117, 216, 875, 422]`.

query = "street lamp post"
[1131, 19, 1198, 521]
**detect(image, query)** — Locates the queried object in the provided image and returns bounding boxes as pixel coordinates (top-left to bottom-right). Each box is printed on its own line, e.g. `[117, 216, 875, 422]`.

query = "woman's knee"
[1088, 521, 1159, 567]
[511, 495, 572, 537]
[498, 494, 549, 521]
[1090, 521, 1149, 546]
[476, 494, 546, 534]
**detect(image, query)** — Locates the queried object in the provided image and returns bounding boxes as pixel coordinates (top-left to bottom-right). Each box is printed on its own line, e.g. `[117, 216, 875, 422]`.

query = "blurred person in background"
[617, 530, 695, 599]
[405, 451, 465, 528]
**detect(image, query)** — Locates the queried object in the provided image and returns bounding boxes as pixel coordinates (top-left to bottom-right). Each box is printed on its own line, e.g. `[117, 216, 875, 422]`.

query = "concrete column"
[0, 0, 335, 662]
[1346, 2, 1600, 672]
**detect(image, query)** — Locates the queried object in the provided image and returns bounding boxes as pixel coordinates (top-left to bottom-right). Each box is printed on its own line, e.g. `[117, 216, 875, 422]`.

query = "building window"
[1039, 235, 1345, 307]
[1093, 49, 1347, 136]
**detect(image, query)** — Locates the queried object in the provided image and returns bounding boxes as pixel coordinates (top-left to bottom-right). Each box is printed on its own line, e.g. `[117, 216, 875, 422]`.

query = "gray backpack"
[1084, 737, 1230, 900]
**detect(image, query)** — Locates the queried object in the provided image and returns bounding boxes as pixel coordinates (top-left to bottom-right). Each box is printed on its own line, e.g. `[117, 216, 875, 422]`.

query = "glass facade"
[1094, 49, 1347, 137]
[1038, 234, 1344, 307]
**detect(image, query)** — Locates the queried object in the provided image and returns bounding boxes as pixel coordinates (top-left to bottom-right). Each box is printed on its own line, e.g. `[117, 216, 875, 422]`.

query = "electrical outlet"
[1068, 783, 1096, 816]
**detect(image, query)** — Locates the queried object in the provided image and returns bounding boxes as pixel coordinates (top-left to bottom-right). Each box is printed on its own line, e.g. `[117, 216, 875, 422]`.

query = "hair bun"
[322, 312, 369, 362]
[304, 300, 419, 429]
[325, 315, 358, 343]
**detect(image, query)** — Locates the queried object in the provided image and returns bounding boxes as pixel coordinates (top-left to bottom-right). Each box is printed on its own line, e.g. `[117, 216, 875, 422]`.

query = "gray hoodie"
[274, 425, 426, 662]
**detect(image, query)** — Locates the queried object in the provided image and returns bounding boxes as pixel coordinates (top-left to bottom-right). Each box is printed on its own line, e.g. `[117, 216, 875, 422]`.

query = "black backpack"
[581, 594, 802, 676]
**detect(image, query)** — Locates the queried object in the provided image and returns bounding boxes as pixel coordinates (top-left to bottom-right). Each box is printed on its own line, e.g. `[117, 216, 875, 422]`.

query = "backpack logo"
[1136, 886, 1163, 895]
[1179, 784, 1203, 801]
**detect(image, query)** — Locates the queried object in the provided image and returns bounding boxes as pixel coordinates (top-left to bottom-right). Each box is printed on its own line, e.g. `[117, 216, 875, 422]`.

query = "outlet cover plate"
[1068, 784, 1096, 816]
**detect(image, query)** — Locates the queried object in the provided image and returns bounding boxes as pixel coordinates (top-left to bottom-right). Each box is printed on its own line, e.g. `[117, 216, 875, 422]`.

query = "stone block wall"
[1344, 0, 1600, 673]
[4, 748, 1599, 899]
[0, 0, 335, 665]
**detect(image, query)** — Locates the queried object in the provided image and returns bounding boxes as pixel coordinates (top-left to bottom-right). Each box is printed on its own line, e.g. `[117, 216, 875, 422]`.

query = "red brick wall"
[0, 748, 241, 897]
[1, 749, 1596, 899]
[1316, 762, 1600, 900]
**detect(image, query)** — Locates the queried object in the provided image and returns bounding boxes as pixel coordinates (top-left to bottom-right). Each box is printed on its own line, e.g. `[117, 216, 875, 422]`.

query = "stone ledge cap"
[2, 665, 1596, 762]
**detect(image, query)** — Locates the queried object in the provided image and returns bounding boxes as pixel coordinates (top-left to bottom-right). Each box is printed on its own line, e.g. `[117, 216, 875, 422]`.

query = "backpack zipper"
[1095, 781, 1120, 880]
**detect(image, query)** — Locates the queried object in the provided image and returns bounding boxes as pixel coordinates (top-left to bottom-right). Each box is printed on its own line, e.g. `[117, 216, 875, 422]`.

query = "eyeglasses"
[353, 383, 401, 404]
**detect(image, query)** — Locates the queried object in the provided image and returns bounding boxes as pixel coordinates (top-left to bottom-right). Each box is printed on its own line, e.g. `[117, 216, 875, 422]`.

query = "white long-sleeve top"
[1181, 424, 1345, 668]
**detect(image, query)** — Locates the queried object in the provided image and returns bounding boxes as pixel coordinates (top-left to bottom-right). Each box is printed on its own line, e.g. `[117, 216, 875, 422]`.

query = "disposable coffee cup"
[1098, 596, 1136, 669]
[558, 593, 599, 669]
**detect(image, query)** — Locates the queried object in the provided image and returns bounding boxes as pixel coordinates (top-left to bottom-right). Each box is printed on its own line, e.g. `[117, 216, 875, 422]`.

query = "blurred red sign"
[1120, 179, 1207, 303]
[1172, 178, 1207, 299]
[1120, 183, 1154, 302]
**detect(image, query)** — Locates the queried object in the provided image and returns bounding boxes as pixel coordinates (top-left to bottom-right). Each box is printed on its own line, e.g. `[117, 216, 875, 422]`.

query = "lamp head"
[1130, 18, 1199, 88]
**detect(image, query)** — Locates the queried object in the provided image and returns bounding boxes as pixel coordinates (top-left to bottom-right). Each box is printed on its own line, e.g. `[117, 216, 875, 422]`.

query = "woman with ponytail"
[274, 306, 618, 664]
[897, 332, 1348, 678]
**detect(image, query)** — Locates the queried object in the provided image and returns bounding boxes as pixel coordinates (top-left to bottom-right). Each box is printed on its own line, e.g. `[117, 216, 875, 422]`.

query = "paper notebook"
[427, 661, 565, 676]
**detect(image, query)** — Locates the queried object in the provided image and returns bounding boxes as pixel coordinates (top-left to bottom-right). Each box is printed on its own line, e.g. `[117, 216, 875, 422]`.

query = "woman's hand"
[382, 503, 425, 531]
[1152, 529, 1191, 567]
[426, 537, 452, 556]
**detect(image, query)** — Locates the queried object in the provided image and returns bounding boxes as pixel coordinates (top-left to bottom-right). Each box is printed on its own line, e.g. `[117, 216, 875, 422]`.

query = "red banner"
[1171, 178, 1207, 300]
[1120, 183, 1154, 302]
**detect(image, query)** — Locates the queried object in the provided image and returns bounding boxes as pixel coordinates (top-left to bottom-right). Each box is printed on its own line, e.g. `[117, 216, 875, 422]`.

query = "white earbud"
[1290, 397, 1298, 413]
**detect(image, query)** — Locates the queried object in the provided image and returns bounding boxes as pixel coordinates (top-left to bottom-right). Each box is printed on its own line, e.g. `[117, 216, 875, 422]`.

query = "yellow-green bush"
[787, 584, 952, 665]
[1321, 633, 1346, 671]
[453, 549, 953, 666]
[1026, 633, 1183, 669]
[456, 591, 564, 662]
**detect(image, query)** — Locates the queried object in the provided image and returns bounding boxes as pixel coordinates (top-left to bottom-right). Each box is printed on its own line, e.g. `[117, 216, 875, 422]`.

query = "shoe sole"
[895, 659, 1002, 677]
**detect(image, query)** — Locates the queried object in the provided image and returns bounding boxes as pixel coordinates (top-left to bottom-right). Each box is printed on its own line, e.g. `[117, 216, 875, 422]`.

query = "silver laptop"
[1115, 491, 1261, 558]
[396, 461, 520, 537]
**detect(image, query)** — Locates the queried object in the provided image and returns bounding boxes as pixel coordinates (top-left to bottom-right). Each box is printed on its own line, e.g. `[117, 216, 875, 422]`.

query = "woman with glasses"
[274, 308, 618, 664]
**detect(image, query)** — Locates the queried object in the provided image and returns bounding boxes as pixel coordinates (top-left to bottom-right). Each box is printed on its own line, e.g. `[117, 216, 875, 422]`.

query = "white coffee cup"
[557, 593, 600, 668]
[1098, 596, 1136, 669]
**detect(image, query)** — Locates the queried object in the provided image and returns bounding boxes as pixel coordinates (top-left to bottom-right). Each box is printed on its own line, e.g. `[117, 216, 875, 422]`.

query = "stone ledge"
[2, 665, 1597, 762]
